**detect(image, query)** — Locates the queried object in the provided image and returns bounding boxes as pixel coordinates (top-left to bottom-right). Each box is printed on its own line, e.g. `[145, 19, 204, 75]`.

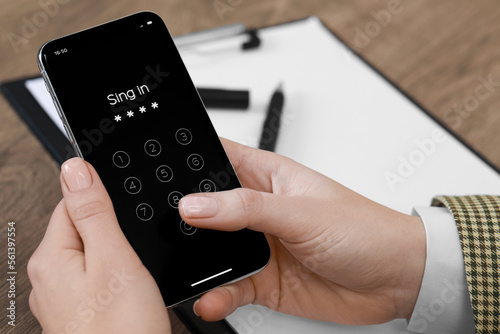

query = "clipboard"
[1, 75, 74, 163]
[3, 16, 500, 334]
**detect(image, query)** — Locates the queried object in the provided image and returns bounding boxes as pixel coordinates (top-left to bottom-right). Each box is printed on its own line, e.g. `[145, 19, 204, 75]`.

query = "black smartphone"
[38, 12, 270, 307]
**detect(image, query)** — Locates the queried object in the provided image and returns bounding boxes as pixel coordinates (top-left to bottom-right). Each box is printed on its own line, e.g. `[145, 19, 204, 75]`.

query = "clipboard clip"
[241, 29, 261, 50]
[173, 23, 261, 51]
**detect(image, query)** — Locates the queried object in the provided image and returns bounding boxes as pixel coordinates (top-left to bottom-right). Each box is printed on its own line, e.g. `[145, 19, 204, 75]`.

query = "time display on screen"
[54, 48, 68, 55]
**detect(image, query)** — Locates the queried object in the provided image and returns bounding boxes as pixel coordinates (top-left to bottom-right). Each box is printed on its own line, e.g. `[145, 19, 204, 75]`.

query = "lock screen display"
[39, 12, 270, 306]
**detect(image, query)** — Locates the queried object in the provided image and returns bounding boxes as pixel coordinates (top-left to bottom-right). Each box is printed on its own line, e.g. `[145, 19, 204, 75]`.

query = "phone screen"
[39, 12, 269, 306]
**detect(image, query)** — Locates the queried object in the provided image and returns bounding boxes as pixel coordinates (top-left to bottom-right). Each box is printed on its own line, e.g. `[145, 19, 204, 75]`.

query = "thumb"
[60, 158, 131, 256]
[179, 188, 326, 242]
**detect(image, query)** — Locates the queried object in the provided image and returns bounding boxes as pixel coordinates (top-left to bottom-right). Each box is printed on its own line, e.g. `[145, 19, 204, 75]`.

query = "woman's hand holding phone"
[183, 139, 426, 325]
[29, 139, 426, 332]
[28, 158, 171, 334]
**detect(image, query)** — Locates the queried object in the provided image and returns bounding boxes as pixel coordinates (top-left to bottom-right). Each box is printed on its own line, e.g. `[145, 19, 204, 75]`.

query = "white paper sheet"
[26, 17, 500, 333]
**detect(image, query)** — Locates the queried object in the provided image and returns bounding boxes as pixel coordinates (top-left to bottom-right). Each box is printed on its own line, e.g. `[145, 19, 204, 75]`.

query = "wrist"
[393, 215, 426, 319]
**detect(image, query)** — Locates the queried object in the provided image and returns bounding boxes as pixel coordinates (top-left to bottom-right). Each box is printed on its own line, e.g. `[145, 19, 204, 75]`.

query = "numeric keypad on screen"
[112, 128, 216, 236]
[156, 165, 173, 182]
[124, 177, 142, 194]
[144, 139, 161, 156]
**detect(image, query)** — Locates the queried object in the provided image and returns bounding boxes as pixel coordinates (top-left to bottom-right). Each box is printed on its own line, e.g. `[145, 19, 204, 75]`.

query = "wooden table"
[1, 1, 499, 333]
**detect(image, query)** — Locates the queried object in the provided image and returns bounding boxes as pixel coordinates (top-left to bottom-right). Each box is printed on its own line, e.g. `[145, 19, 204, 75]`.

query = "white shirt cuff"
[406, 206, 475, 334]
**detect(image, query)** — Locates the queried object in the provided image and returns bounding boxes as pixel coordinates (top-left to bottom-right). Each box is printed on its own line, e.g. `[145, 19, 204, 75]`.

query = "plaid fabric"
[432, 195, 500, 333]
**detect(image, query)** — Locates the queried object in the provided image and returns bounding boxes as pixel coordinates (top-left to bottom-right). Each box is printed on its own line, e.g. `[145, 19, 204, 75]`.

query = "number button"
[156, 165, 173, 183]
[112, 151, 130, 168]
[187, 153, 204, 171]
[199, 179, 216, 192]
[168, 191, 184, 209]
[136, 203, 154, 221]
[144, 139, 162, 157]
[175, 128, 192, 145]
[180, 220, 197, 235]
[124, 177, 142, 194]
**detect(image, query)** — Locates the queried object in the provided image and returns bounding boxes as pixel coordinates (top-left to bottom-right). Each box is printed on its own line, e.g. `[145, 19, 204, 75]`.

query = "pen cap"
[198, 88, 250, 110]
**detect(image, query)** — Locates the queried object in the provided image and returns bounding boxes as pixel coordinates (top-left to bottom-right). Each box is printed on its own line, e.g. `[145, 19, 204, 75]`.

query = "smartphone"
[38, 12, 270, 307]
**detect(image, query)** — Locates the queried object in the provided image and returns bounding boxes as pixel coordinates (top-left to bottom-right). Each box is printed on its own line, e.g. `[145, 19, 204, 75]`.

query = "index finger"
[220, 138, 286, 192]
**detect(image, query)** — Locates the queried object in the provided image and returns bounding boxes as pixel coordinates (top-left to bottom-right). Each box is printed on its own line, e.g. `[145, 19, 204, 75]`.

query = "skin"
[28, 138, 426, 333]
[28, 159, 171, 334]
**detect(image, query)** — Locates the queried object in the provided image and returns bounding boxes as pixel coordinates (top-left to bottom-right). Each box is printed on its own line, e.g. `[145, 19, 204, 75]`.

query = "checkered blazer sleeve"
[432, 195, 500, 333]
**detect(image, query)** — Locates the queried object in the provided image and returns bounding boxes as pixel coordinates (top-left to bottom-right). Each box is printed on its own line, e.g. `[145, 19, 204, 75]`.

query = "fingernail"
[193, 299, 201, 317]
[61, 158, 92, 192]
[180, 196, 219, 218]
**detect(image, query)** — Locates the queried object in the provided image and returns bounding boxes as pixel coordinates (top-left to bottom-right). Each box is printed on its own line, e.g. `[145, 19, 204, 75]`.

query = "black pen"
[197, 88, 249, 110]
[259, 84, 284, 152]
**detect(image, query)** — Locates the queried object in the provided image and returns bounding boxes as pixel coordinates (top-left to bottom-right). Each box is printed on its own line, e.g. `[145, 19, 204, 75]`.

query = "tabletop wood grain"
[1, 0, 499, 333]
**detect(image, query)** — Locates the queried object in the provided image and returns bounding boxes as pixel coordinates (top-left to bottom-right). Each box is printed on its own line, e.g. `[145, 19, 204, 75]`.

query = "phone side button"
[54, 101, 64, 119]
[63, 123, 73, 143]
[41, 70, 50, 90]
